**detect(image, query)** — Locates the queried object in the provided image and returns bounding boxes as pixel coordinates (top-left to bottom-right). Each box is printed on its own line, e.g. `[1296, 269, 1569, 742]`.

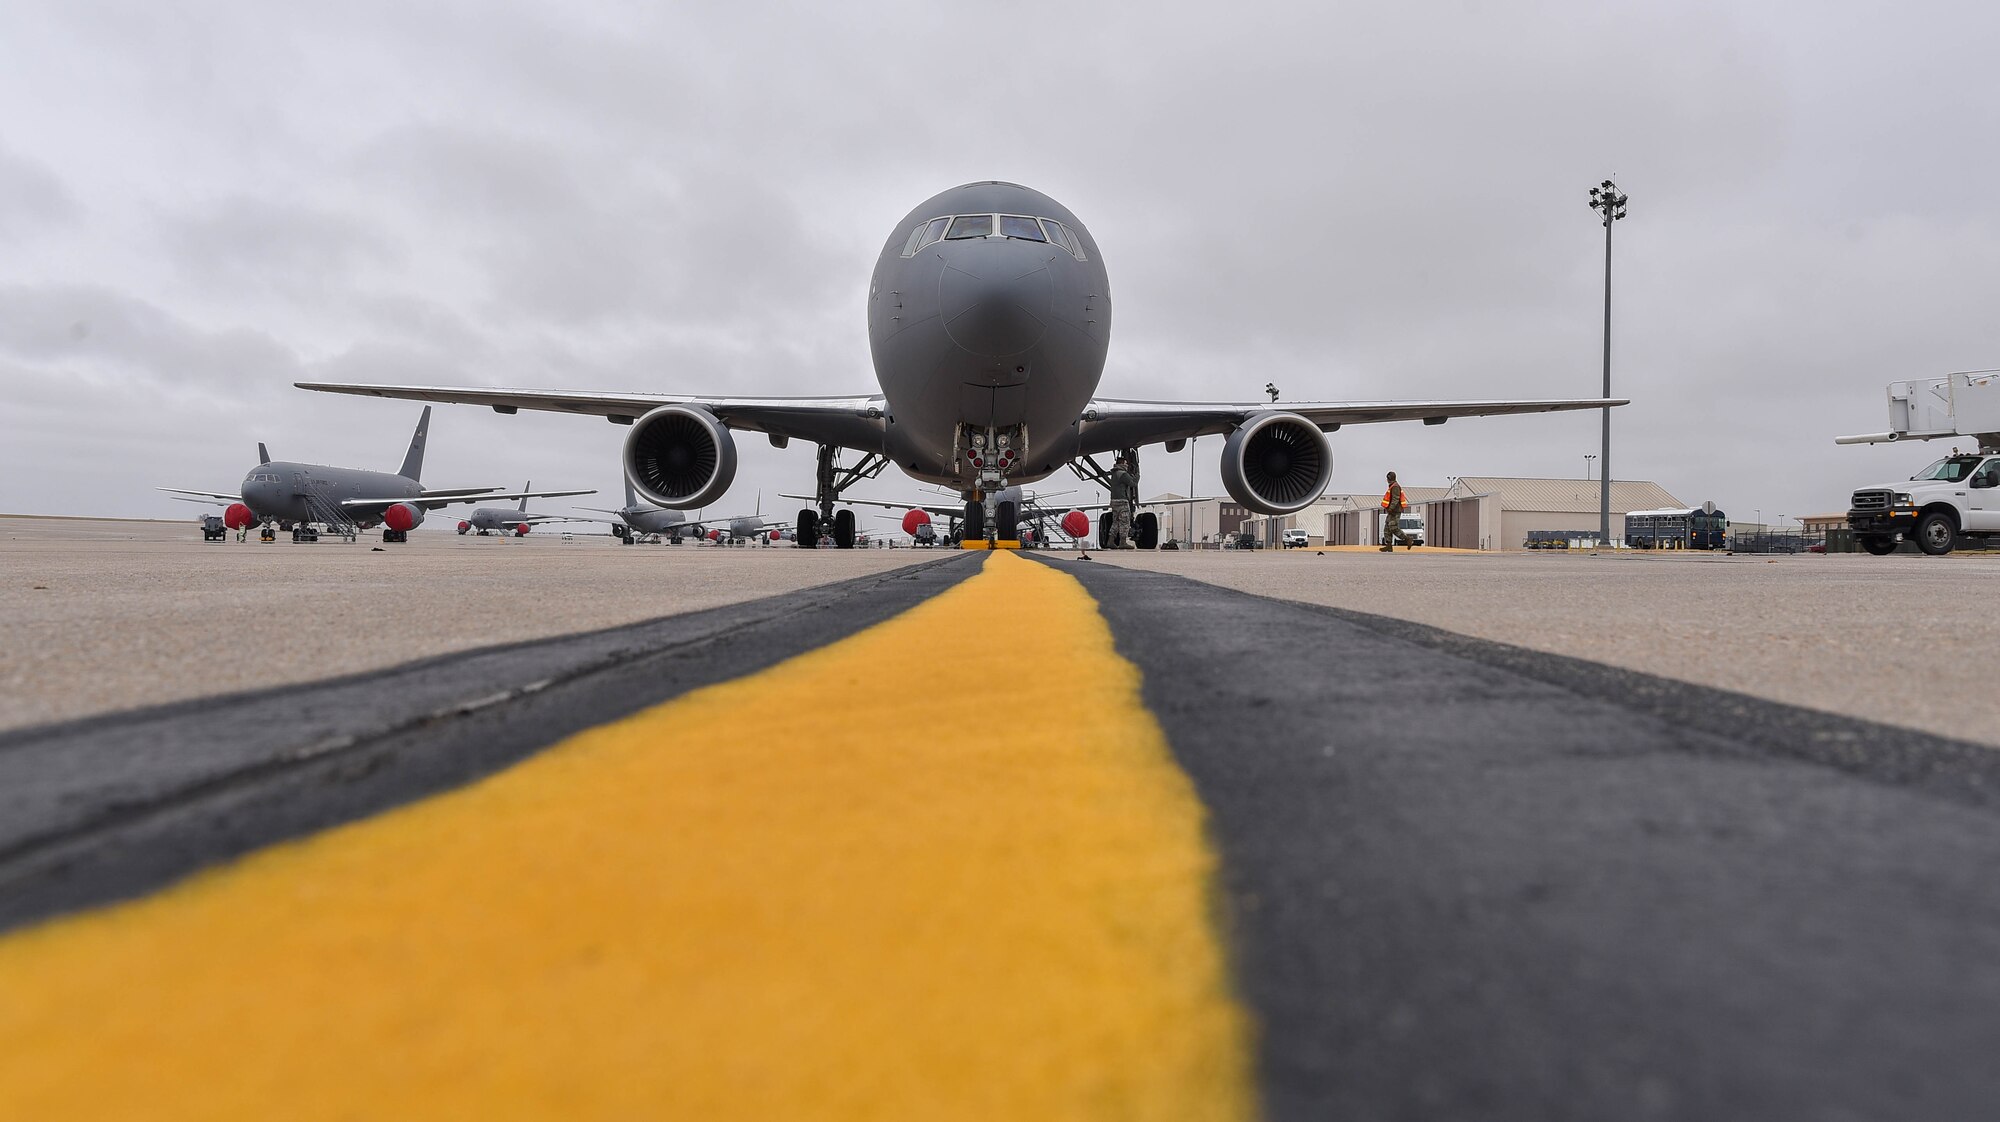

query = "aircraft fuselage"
[241, 462, 417, 526]
[867, 182, 1111, 489]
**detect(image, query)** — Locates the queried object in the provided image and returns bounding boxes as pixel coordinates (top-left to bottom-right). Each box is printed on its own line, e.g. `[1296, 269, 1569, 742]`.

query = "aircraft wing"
[786, 493, 963, 518]
[295, 382, 891, 452]
[158, 487, 242, 503]
[166, 494, 233, 509]
[1057, 495, 1216, 514]
[340, 488, 593, 514]
[1074, 397, 1629, 455]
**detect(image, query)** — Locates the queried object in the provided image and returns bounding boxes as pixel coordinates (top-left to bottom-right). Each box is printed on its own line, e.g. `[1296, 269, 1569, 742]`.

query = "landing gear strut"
[797, 443, 887, 549]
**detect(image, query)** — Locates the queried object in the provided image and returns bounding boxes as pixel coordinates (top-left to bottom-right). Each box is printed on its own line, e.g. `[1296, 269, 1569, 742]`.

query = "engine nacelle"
[383, 502, 426, 532]
[515, 523, 531, 536]
[223, 502, 257, 530]
[623, 405, 737, 509]
[901, 509, 931, 536]
[1219, 411, 1333, 515]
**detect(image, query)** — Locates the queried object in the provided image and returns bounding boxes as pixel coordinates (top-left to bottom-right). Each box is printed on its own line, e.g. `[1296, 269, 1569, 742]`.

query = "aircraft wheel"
[1135, 512, 1159, 549]
[796, 509, 819, 549]
[962, 501, 985, 542]
[833, 508, 856, 549]
[1859, 534, 1897, 556]
[1097, 513, 1112, 549]
[995, 500, 1018, 542]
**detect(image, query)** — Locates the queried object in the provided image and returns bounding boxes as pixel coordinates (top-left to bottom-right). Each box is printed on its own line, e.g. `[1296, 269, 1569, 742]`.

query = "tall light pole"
[1584, 453, 1596, 480]
[1588, 178, 1628, 544]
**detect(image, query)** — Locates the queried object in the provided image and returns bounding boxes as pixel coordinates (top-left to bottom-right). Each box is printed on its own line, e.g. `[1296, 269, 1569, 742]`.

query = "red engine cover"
[383, 503, 419, 532]
[458, 520, 471, 532]
[515, 523, 531, 536]
[708, 529, 721, 541]
[901, 509, 932, 536]
[223, 502, 256, 530]
[1060, 510, 1090, 538]
[769, 529, 781, 541]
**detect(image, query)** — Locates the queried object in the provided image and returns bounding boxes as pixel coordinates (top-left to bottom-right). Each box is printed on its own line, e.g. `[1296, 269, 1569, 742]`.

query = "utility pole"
[1588, 179, 1628, 545]
[1584, 453, 1596, 480]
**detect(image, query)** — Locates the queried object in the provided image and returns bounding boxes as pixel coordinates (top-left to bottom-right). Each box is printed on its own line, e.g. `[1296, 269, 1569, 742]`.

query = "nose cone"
[939, 247, 1052, 358]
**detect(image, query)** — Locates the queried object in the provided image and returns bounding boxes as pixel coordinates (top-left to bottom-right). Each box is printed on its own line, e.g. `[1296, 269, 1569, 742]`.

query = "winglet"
[398, 406, 431, 482]
[257, 442, 271, 466]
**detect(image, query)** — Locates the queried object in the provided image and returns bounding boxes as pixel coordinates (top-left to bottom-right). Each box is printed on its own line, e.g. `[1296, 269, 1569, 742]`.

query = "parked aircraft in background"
[300, 182, 1625, 549]
[571, 479, 691, 543]
[457, 483, 587, 536]
[161, 407, 592, 543]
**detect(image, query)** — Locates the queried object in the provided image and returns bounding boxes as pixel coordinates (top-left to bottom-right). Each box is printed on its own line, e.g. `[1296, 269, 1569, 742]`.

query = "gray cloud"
[2, 0, 1998, 523]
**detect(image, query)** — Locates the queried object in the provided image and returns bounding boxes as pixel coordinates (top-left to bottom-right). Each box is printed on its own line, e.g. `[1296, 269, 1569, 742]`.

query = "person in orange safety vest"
[1379, 471, 1413, 551]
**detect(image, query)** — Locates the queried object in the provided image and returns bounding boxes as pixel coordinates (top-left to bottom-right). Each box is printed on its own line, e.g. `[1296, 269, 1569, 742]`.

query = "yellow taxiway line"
[0, 552, 1253, 1120]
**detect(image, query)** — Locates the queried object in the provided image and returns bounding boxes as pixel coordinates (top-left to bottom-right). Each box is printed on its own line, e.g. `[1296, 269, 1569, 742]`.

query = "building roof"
[1443, 477, 1685, 513]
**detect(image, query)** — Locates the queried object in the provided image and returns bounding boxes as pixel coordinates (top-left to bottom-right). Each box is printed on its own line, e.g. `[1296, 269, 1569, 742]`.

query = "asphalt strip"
[1046, 555, 2000, 1122]
[0, 553, 979, 931]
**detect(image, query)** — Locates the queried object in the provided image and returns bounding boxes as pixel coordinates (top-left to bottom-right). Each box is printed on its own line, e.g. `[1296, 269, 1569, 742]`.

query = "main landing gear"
[1070, 446, 1158, 549]
[383, 529, 408, 543]
[796, 444, 887, 549]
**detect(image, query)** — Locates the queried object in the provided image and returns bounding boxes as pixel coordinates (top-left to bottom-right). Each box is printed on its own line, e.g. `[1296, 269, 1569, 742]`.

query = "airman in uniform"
[1109, 456, 1138, 548]
[1380, 471, 1412, 551]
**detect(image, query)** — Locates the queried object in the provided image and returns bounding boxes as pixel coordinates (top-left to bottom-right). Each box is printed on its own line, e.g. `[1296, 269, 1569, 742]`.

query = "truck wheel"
[1859, 534, 1898, 556]
[1916, 511, 1957, 556]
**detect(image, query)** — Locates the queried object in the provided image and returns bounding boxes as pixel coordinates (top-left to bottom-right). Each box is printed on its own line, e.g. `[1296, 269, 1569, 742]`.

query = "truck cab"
[1848, 453, 2000, 555]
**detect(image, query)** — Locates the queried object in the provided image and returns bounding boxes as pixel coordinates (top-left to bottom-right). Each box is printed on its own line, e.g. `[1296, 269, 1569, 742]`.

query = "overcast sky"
[4, 0, 1999, 530]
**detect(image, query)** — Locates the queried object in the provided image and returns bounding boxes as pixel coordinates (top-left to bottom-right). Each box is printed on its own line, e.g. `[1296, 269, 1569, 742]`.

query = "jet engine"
[383, 502, 426, 532]
[624, 404, 737, 509]
[1060, 509, 1091, 539]
[901, 509, 931, 536]
[514, 523, 532, 536]
[1219, 411, 1333, 515]
[223, 502, 257, 530]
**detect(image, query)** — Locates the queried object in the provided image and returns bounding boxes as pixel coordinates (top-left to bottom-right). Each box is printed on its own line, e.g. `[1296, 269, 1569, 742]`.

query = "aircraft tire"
[996, 500, 1018, 542]
[1135, 512, 1159, 549]
[833, 508, 856, 549]
[796, 509, 819, 549]
[1917, 511, 1957, 556]
[963, 501, 985, 542]
[1097, 513, 1112, 549]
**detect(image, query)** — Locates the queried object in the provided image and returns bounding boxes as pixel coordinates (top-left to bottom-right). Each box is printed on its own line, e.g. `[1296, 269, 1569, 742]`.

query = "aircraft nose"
[939, 247, 1052, 358]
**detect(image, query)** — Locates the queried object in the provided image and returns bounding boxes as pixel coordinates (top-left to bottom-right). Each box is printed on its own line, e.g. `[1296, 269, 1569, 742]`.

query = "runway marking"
[0, 551, 1253, 1120]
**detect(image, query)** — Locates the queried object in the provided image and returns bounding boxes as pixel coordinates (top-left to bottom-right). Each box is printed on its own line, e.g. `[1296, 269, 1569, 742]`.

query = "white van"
[1282, 528, 1310, 548]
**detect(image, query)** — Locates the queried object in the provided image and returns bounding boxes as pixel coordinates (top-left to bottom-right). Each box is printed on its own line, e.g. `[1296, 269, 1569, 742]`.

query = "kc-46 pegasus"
[299, 182, 1626, 548]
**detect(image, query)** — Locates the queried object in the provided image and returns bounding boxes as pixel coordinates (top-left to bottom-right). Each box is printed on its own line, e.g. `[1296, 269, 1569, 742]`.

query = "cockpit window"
[901, 224, 928, 256]
[999, 215, 1046, 241]
[919, 217, 947, 249]
[946, 214, 994, 239]
[1040, 219, 1072, 253]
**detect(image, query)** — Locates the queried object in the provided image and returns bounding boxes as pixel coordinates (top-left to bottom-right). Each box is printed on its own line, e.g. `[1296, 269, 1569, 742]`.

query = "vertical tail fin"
[519, 482, 530, 514]
[624, 476, 636, 509]
[397, 406, 431, 482]
[257, 442, 271, 466]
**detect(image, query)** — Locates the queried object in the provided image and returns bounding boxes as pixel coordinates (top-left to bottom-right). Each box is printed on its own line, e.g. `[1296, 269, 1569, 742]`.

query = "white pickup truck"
[1847, 452, 2000, 555]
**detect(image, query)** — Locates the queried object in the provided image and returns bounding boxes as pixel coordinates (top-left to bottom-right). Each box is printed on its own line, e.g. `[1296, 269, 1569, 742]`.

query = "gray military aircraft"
[572, 478, 691, 543]
[456, 482, 583, 536]
[571, 481, 791, 544]
[297, 182, 1626, 548]
[162, 407, 592, 543]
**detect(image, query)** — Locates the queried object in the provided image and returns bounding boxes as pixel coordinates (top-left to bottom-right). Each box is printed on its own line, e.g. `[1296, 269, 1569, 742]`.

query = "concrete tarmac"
[0, 515, 936, 730]
[11, 524, 2000, 1117]
[1089, 547, 2000, 747]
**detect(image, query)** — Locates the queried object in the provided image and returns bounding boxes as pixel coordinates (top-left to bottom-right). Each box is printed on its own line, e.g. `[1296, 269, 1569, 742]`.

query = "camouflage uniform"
[1380, 477, 1412, 550]
[1109, 462, 1138, 548]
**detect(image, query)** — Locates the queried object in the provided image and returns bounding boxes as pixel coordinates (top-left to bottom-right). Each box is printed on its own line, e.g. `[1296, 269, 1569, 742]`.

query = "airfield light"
[1586, 177, 1630, 545]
